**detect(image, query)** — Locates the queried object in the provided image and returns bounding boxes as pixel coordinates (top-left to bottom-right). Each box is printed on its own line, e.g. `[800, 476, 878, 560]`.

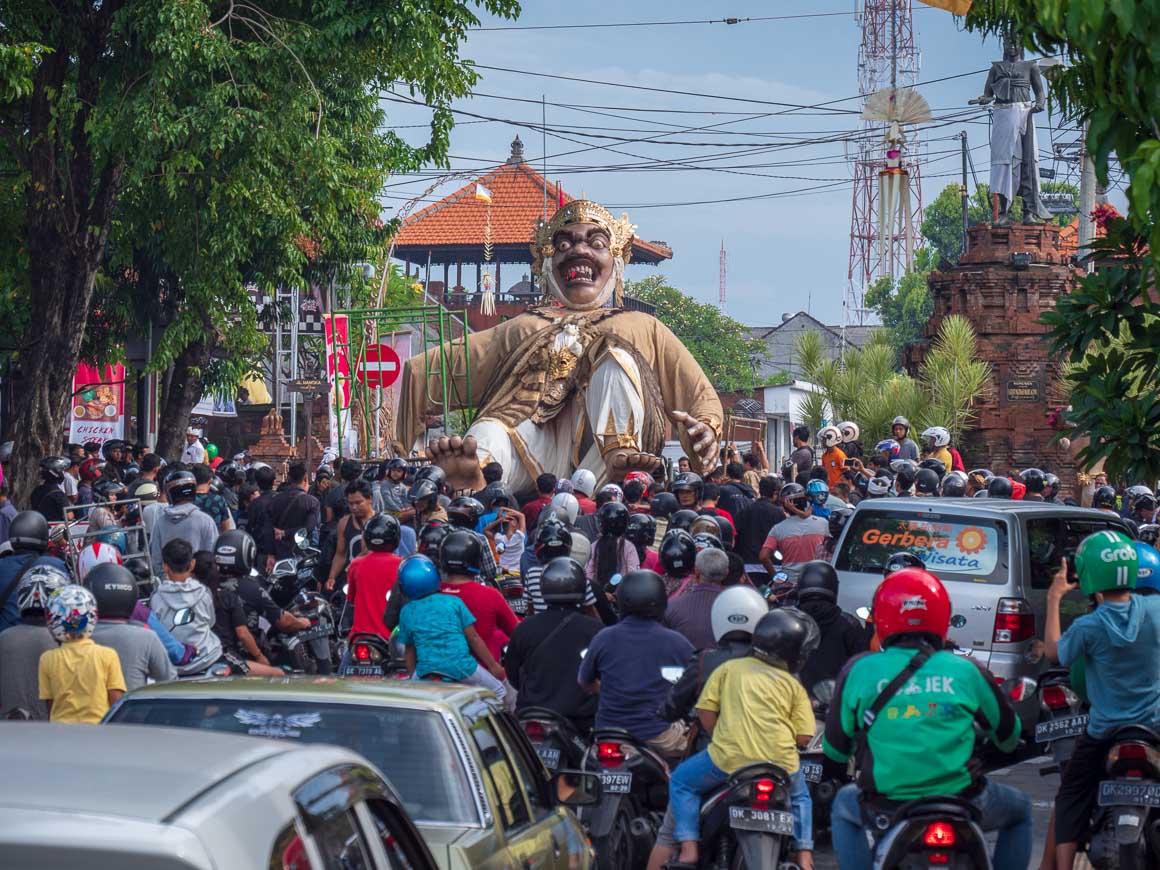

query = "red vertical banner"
[68, 363, 125, 446]
[324, 315, 352, 449]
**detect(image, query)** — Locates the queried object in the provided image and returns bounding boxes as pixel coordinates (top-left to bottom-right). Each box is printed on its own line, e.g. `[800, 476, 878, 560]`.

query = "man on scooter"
[823, 567, 1031, 870]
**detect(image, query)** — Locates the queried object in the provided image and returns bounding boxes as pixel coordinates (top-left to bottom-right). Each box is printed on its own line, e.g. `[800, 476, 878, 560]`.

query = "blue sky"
[383, 1, 1102, 326]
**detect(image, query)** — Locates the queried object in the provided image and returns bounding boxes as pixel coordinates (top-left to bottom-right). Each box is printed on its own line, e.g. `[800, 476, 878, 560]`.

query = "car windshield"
[835, 509, 1009, 583]
[110, 699, 478, 825]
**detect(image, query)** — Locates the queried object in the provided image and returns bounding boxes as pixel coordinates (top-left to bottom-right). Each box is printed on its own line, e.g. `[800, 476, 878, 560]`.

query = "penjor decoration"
[475, 184, 497, 316]
[861, 86, 932, 274]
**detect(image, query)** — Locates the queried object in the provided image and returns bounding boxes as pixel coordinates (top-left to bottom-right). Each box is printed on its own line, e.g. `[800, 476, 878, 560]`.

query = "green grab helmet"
[1075, 529, 1138, 595]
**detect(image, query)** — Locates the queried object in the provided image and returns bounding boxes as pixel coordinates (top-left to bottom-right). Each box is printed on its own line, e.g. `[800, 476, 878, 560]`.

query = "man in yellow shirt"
[666, 609, 817, 869]
[920, 426, 954, 473]
[38, 585, 125, 723]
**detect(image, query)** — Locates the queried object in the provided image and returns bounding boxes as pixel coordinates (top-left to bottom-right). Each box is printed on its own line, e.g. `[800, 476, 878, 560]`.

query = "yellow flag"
[916, 0, 972, 14]
[474, 183, 492, 203]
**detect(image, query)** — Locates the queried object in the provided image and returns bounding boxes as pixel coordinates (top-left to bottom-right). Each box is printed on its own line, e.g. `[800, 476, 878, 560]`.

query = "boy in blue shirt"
[395, 555, 507, 704]
[1046, 530, 1160, 869]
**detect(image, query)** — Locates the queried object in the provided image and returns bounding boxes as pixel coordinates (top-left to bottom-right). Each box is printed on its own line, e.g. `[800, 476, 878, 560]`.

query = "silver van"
[833, 498, 1132, 684]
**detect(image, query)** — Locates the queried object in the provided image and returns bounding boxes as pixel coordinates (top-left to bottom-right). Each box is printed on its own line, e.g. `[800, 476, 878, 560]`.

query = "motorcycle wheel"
[286, 645, 311, 674]
[1119, 841, 1144, 870]
[314, 653, 333, 676]
[592, 807, 634, 870]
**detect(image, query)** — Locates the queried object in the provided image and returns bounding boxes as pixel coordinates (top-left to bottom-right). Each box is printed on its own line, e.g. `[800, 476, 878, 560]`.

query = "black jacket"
[798, 598, 872, 695]
[659, 637, 752, 722]
[504, 608, 602, 727]
[718, 481, 756, 524]
[735, 500, 786, 563]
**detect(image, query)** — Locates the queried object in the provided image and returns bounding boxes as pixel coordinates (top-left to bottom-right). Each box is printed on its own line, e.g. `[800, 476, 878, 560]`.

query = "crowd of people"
[0, 419, 1158, 869]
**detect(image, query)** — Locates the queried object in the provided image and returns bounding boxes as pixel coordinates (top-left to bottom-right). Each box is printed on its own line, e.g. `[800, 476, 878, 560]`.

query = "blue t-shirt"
[1058, 594, 1160, 738]
[397, 524, 417, 558]
[578, 615, 694, 741]
[397, 594, 478, 681]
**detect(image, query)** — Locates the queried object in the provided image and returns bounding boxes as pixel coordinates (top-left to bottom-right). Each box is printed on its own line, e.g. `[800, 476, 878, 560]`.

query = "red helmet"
[624, 470, 652, 496]
[873, 568, 952, 645]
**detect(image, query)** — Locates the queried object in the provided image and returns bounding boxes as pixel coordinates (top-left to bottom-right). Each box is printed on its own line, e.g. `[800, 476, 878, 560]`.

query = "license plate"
[1036, 713, 1089, 743]
[600, 772, 633, 794]
[340, 664, 383, 677]
[1098, 781, 1160, 808]
[535, 745, 560, 770]
[801, 761, 824, 784]
[728, 805, 795, 836]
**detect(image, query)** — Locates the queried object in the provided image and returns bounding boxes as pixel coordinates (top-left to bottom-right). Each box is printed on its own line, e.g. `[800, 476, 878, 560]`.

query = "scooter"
[1088, 725, 1160, 869]
[692, 762, 801, 869]
[862, 795, 991, 870]
[1031, 667, 1087, 774]
[339, 633, 408, 678]
[266, 530, 337, 674]
[800, 679, 851, 837]
[518, 706, 590, 772]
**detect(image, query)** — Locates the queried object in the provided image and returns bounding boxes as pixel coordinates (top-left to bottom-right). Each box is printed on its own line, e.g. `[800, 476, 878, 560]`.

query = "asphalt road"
[814, 755, 1060, 869]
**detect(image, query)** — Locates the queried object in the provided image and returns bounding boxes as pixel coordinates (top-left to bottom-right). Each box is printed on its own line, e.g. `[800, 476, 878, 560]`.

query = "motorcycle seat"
[890, 795, 981, 825]
[727, 762, 791, 787]
[593, 727, 639, 743]
[1108, 724, 1160, 743]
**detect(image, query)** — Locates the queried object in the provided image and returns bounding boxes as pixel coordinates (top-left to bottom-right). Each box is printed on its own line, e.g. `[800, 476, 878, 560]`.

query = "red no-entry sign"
[357, 343, 401, 389]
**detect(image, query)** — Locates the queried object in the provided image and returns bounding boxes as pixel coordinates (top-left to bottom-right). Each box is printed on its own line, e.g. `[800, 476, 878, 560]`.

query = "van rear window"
[836, 510, 1009, 582]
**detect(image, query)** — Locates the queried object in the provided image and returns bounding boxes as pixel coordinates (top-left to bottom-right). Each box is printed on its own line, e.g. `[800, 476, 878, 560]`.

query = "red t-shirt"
[575, 495, 598, 516]
[440, 581, 519, 662]
[521, 494, 553, 528]
[642, 549, 661, 572]
[346, 551, 401, 640]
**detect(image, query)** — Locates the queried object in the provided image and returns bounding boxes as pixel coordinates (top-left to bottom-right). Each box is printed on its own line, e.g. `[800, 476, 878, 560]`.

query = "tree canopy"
[626, 275, 770, 392]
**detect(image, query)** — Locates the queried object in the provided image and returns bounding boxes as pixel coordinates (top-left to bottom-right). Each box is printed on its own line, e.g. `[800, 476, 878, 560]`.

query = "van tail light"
[752, 778, 775, 810]
[596, 741, 626, 768]
[1041, 684, 1079, 711]
[923, 821, 956, 847]
[993, 598, 1035, 643]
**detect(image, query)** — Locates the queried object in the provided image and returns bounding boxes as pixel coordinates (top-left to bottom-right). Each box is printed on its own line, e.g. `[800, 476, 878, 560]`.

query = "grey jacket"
[149, 579, 222, 675]
[149, 502, 219, 574]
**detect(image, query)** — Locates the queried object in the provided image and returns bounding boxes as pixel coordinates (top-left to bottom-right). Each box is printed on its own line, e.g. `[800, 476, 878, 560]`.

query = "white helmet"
[819, 425, 843, 449]
[711, 585, 769, 643]
[547, 492, 580, 525]
[838, 421, 860, 443]
[921, 426, 951, 448]
[599, 483, 624, 502]
[571, 468, 596, 498]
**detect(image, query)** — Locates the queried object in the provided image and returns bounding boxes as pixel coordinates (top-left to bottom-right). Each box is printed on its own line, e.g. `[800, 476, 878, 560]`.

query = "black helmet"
[535, 519, 573, 561]
[101, 439, 126, 461]
[40, 455, 71, 482]
[439, 529, 482, 575]
[659, 528, 696, 577]
[884, 551, 925, 576]
[384, 457, 407, 472]
[689, 515, 720, 538]
[650, 492, 679, 519]
[915, 468, 941, 496]
[987, 476, 1014, 499]
[165, 470, 197, 503]
[408, 477, 441, 506]
[894, 465, 918, 493]
[93, 478, 127, 502]
[668, 509, 700, 532]
[1043, 472, 1060, 494]
[216, 461, 244, 487]
[1136, 494, 1158, 515]
[1140, 524, 1160, 547]
[827, 507, 853, 542]
[751, 608, 819, 672]
[363, 513, 401, 553]
[780, 482, 808, 513]
[417, 521, 449, 556]
[692, 531, 723, 552]
[8, 511, 49, 552]
[1020, 468, 1046, 493]
[626, 513, 657, 548]
[478, 481, 512, 511]
[85, 563, 138, 620]
[597, 501, 630, 537]
[672, 472, 704, 500]
[447, 496, 485, 529]
[796, 561, 840, 603]
[361, 464, 381, 484]
[124, 556, 155, 597]
[412, 464, 444, 483]
[1093, 485, 1118, 510]
[711, 515, 735, 550]
[919, 458, 947, 479]
[540, 557, 588, 606]
[616, 570, 667, 620]
[940, 473, 967, 498]
[214, 529, 257, 576]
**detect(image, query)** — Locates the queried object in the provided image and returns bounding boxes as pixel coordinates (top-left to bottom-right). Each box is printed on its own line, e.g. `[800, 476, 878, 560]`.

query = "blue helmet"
[398, 555, 441, 600]
[806, 479, 830, 506]
[1133, 542, 1160, 595]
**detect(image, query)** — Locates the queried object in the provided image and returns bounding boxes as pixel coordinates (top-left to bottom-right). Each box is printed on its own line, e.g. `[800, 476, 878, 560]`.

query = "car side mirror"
[552, 770, 603, 807]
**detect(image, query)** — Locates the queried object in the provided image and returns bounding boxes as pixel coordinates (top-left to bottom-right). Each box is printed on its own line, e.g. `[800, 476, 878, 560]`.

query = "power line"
[470, 11, 857, 32]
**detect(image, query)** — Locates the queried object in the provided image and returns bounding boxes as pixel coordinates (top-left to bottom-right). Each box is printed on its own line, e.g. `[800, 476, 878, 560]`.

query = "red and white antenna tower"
[846, 0, 924, 331]
[718, 240, 727, 312]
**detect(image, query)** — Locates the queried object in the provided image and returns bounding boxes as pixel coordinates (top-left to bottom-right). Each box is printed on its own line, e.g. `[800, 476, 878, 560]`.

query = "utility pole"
[1078, 120, 1096, 272]
[718, 240, 727, 312]
[960, 131, 969, 257]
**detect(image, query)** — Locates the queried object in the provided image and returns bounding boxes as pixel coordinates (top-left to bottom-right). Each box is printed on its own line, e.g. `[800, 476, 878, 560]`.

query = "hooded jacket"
[798, 597, 872, 695]
[1058, 594, 1160, 738]
[149, 579, 222, 675]
[148, 502, 219, 574]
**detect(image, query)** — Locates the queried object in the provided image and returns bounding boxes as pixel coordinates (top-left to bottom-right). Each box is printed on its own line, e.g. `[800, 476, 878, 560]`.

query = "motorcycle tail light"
[993, 598, 1035, 644]
[923, 821, 956, 847]
[353, 644, 375, 663]
[596, 741, 626, 768]
[752, 778, 775, 809]
[1108, 740, 1160, 777]
[928, 854, 949, 865]
[1041, 684, 1078, 711]
[522, 720, 551, 742]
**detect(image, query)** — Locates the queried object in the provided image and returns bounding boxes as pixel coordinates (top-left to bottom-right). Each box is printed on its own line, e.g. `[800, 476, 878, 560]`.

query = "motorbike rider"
[149, 538, 222, 676]
[1045, 530, 1160, 869]
[0, 512, 70, 633]
[666, 608, 819, 869]
[438, 529, 518, 666]
[919, 426, 954, 472]
[1042, 471, 1062, 503]
[1019, 467, 1047, 502]
[890, 416, 920, 460]
[444, 496, 498, 582]
[818, 425, 848, 488]
[824, 567, 1030, 870]
[324, 478, 378, 592]
[626, 512, 660, 572]
[30, 457, 73, 522]
[377, 458, 410, 515]
[658, 527, 697, 599]
[0, 565, 68, 718]
[87, 563, 176, 690]
[215, 529, 311, 647]
[578, 569, 696, 759]
[796, 560, 871, 695]
[504, 556, 602, 731]
[987, 475, 1015, 500]
[758, 483, 828, 574]
[940, 470, 968, 497]
[344, 513, 402, 649]
[672, 471, 704, 512]
[1092, 484, 1120, 515]
[149, 470, 218, 575]
[122, 555, 193, 667]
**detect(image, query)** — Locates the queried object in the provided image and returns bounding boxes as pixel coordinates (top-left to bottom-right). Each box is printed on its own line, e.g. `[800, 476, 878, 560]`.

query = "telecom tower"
[846, 0, 924, 330]
[718, 240, 727, 312]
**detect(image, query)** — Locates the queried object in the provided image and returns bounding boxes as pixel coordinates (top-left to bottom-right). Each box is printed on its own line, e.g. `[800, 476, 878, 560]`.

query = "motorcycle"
[266, 530, 338, 674]
[496, 569, 530, 618]
[800, 679, 851, 837]
[518, 706, 590, 773]
[1089, 725, 1160, 869]
[862, 796, 991, 870]
[339, 632, 408, 678]
[1031, 667, 1087, 774]
[692, 762, 801, 869]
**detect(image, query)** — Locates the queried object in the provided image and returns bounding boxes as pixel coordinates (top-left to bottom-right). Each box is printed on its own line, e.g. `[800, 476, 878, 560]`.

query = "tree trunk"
[155, 332, 211, 461]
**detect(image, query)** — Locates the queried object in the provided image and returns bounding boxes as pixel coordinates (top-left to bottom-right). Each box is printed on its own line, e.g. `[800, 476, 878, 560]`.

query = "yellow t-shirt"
[697, 656, 815, 774]
[38, 638, 126, 723]
[925, 447, 954, 472]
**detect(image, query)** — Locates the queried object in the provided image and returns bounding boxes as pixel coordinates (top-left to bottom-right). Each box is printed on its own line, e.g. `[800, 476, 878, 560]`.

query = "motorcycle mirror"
[342, 584, 349, 596]
[208, 663, 232, 678]
[609, 573, 623, 587]
[855, 606, 871, 621]
[551, 770, 603, 807]
[661, 666, 685, 684]
[172, 607, 193, 626]
[813, 679, 836, 705]
[293, 528, 309, 549]
[1003, 675, 1038, 703]
[774, 550, 784, 563]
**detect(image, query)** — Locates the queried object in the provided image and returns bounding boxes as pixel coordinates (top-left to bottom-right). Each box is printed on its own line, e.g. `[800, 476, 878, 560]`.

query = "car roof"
[0, 723, 309, 822]
[120, 675, 493, 710]
[856, 497, 1131, 521]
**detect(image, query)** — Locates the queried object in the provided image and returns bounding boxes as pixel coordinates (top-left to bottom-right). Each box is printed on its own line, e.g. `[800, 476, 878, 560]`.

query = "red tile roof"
[392, 161, 673, 264]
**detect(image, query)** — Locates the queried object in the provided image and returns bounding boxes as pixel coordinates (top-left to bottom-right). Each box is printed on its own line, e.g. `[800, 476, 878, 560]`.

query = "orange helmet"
[873, 568, 951, 645]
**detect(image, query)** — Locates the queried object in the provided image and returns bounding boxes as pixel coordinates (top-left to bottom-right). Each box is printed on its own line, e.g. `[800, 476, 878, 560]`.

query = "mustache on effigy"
[542, 255, 624, 311]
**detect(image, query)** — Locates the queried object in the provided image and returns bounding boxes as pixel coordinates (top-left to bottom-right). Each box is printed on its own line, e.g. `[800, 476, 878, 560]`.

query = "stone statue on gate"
[969, 31, 1052, 225]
